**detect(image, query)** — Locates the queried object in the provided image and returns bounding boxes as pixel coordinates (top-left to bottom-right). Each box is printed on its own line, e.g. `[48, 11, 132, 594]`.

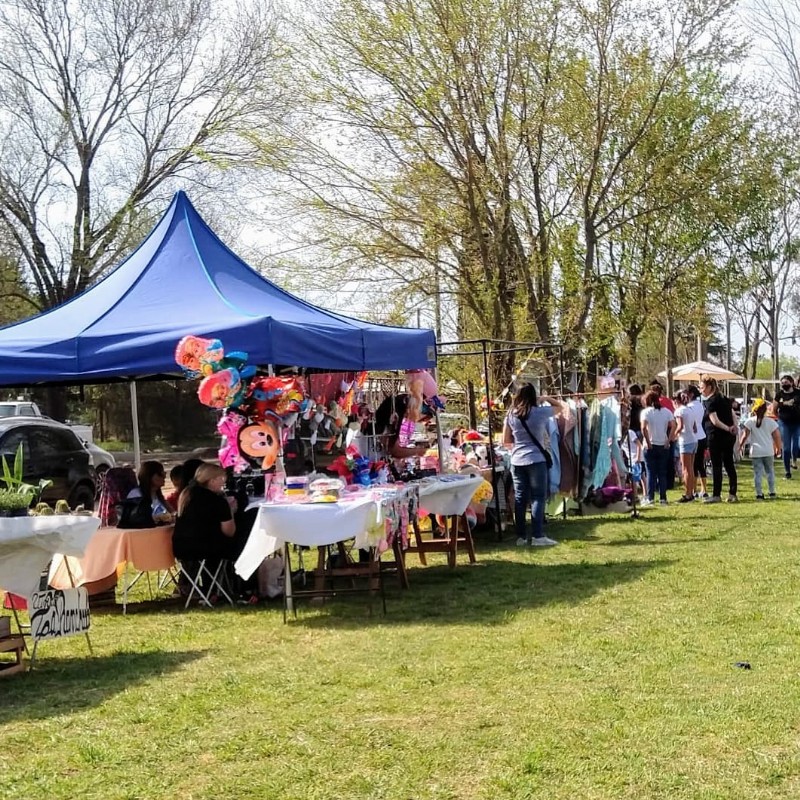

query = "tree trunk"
[466, 380, 477, 430]
[43, 386, 68, 422]
[664, 317, 675, 395]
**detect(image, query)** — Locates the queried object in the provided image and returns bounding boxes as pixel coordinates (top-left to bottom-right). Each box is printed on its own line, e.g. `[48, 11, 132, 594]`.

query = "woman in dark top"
[699, 375, 737, 503]
[775, 374, 800, 478]
[172, 463, 244, 561]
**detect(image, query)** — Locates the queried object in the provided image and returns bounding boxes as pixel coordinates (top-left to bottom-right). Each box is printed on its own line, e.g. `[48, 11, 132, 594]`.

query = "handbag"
[518, 414, 554, 469]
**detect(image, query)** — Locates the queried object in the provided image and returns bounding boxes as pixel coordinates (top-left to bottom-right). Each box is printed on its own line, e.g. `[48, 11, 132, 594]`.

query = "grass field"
[2, 465, 799, 800]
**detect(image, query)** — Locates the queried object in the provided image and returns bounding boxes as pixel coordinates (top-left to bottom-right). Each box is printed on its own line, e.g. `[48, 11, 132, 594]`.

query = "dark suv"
[0, 417, 96, 509]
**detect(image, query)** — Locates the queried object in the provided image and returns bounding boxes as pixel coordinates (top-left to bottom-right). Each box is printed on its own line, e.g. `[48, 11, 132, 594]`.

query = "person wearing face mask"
[699, 374, 738, 504]
[775, 375, 800, 479]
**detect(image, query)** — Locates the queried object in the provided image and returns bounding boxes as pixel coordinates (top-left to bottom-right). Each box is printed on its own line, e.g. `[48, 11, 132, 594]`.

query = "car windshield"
[0, 406, 16, 418]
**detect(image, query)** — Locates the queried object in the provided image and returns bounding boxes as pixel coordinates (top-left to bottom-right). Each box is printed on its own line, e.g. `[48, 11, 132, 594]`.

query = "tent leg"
[130, 381, 142, 471]
[433, 409, 447, 473]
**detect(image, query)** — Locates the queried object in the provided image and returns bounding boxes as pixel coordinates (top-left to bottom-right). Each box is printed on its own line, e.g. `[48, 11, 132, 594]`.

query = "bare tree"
[0, 0, 289, 309]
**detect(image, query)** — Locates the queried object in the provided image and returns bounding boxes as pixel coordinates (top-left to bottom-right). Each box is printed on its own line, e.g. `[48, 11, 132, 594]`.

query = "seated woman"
[172, 463, 246, 564]
[374, 394, 431, 464]
[119, 460, 172, 527]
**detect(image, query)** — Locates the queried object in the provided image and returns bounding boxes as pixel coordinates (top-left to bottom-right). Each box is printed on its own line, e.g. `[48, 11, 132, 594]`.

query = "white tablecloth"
[0, 515, 101, 598]
[417, 475, 484, 516]
[235, 496, 378, 580]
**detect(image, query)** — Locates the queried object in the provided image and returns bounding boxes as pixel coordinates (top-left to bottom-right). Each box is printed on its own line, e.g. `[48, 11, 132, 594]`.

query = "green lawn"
[2, 465, 800, 799]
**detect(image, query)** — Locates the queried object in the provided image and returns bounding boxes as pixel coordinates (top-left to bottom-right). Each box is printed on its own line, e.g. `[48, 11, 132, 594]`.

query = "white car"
[84, 441, 116, 475]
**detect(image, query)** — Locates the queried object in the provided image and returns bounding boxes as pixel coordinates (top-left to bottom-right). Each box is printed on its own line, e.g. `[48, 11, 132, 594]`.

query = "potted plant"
[0, 443, 52, 516]
[0, 489, 33, 517]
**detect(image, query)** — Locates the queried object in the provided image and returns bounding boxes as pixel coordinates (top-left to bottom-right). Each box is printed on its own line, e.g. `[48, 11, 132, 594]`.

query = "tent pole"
[130, 381, 142, 470]
[433, 409, 448, 473]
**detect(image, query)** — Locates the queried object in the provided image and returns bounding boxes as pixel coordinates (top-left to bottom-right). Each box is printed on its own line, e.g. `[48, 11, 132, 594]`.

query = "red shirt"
[659, 397, 675, 413]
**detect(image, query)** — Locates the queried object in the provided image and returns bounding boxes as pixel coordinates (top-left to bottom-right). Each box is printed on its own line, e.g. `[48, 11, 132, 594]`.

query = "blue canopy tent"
[0, 191, 436, 464]
[0, 191, 436, 385]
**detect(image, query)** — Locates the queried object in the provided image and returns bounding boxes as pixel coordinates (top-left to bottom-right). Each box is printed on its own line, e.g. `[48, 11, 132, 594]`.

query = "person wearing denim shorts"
[673, 391, 698, 502]
[502, 383, 563, 547]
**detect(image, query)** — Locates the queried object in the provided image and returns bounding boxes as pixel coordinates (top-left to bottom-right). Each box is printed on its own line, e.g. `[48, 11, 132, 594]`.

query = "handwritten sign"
[29, 588, 90, 641]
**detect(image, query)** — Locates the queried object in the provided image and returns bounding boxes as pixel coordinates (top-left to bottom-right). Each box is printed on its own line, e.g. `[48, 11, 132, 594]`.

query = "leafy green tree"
[281, 0, 747, 386]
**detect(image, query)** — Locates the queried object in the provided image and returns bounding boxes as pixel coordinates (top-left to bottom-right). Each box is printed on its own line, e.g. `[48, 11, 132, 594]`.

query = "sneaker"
[678, 495, 694, 503]
[726, 494, 738, 503]
[785, 472, 792, 480]
[755, 494, 765, 500]
[659, 499, 668, 506]
[530, 536, 558, 547]
[640, 498, 654, 507]
[516, 537, 528, 547]
[703, 496, 722, 504]
[769, 493, 778, 499]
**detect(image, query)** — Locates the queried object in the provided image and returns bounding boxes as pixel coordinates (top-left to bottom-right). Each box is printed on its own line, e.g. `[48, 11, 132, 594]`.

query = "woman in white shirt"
[640, 391, 676, 506]
[672, 391, 698, 503]
[739, 398, 782, 499]
[685, 385, 709, 498]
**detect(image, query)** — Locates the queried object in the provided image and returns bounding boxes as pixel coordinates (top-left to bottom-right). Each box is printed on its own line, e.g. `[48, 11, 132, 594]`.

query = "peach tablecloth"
[50, 525, 175, 589]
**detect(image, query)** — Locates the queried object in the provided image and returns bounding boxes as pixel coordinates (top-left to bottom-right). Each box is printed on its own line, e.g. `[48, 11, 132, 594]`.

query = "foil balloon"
[245, 376, 306, 422]
[217, 411, 249, 473]
[237, 419, 281, 471]
[175, 335, 224, 378]
[197, 368, 245, 409]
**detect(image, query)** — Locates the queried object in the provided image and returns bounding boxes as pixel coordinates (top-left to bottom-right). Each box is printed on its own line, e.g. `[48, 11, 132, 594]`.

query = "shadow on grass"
[0, 649, 205, 723]
[473, 517, 606, 549]
[605, 536, 720, 547]
[291, 556, 675, 628]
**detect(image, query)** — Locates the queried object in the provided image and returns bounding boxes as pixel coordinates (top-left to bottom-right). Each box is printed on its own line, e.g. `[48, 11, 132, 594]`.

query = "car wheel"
[69, 483, 96, 512]
[95, 463, 110, 478]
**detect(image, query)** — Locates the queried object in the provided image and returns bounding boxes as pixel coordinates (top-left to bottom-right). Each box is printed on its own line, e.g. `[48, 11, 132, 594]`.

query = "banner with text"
[29, 588, 91, 641]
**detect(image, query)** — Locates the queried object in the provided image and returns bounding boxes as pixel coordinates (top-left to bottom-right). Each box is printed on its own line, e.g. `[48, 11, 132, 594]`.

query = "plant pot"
[9, 507, 29, 517]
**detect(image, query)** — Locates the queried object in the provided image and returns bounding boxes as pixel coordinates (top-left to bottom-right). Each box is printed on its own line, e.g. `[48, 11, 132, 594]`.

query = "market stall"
[0, 190, 435, 466]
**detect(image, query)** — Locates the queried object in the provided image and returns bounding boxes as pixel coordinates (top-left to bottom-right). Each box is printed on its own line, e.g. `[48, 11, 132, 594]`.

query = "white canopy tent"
[657, 360, 744, 383]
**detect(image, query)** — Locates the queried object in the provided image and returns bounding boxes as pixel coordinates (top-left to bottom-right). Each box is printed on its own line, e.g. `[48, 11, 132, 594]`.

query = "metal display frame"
[435, 339, 567, 538]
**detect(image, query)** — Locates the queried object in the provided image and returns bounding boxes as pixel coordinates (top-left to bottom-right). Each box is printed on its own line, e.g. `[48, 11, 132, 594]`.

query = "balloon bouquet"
[175, 335, 308, 474]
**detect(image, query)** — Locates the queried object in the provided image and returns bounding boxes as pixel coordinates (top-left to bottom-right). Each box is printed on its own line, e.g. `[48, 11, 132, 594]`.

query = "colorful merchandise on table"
[285, 476, 308, 497]
[175, 333, 453, 486]
[308, 477, 345, 503]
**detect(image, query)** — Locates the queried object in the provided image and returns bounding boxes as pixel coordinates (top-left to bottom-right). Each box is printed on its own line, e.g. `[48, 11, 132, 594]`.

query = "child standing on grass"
[623, 428, 646, 498]
[739, 398, 782, 500]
